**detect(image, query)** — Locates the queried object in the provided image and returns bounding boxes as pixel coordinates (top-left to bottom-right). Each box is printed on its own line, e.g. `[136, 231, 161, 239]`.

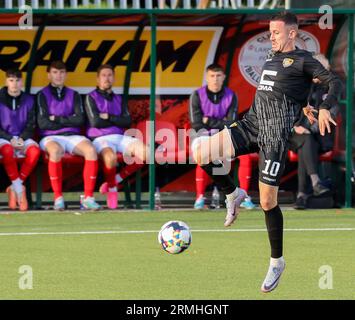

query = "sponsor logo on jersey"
[262, 176, 276, 182]
[282, 58, 294, 68]
[257, 85, 273, 91]
[257, 69, 277, 91]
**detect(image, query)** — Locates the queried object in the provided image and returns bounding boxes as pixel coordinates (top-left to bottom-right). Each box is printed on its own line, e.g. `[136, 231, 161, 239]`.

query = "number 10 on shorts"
[262, 160, 281, 177]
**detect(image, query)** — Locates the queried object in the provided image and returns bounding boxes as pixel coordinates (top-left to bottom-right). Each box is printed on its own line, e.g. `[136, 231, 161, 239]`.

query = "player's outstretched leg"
[259, 183, 285, 293]
[192, 129, 246, 227]
[199, 161, 246, 226]
[261, 256, 286, 293]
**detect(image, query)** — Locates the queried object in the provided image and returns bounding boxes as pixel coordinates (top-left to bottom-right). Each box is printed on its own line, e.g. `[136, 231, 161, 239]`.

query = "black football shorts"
[225, 119, 288, 186]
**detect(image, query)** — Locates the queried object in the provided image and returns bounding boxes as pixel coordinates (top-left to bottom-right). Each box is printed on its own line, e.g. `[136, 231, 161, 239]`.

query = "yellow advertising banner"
[0, 26, 222, 94]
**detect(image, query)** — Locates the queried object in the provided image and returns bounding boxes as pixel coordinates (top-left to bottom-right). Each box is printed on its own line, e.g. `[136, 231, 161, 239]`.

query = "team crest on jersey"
[282, 58, 294, 68]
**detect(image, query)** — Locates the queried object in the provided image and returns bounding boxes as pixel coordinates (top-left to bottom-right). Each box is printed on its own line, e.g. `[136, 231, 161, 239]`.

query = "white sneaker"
[261, 257, 286, 293]
[224, 188, 247, 227]
[240, 196, 256, 209]
[54, 196, 65, 211]
[82, 197, 101, 211]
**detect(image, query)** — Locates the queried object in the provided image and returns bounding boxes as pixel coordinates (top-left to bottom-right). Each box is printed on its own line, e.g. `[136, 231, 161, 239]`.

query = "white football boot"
[224, 188, 247, 227]
[261, 257, 286, 293]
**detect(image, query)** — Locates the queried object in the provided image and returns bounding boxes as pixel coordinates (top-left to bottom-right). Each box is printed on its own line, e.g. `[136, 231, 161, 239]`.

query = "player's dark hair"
[97, 64, 115, 75]
[206, 63, 224, 73]
[47, 60, 67, 72]
[5, 69, 22, 79]
[271, 11, 298, 27]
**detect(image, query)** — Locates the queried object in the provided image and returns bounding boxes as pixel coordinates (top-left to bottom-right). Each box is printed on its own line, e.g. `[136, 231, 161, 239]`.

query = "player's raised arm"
[303, 54, 342, 135]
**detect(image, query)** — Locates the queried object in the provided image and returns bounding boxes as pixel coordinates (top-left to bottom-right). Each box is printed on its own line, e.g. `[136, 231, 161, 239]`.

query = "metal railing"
[1, 0, 291, 9]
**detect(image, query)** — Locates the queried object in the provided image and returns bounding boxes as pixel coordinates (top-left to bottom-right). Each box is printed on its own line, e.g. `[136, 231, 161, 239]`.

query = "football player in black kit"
[191, 12, 342, 293]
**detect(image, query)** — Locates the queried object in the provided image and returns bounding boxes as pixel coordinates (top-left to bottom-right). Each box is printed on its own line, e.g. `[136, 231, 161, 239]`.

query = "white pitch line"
[0, 227, 354, 237]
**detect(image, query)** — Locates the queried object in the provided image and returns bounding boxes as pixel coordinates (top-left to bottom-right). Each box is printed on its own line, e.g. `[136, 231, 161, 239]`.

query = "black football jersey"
[243, 48, 342, 151]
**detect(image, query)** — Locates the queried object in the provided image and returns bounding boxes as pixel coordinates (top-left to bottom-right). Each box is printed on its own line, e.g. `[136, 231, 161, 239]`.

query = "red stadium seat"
[288, 149, 333, 162]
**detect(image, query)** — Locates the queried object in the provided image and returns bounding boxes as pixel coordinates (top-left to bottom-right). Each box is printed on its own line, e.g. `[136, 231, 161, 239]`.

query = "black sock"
[200, 161, 236, 195]
[264, 205, 283, 258]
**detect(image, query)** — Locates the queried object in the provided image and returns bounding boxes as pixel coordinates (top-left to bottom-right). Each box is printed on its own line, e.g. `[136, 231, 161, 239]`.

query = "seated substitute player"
[37, 60, 100, 211]
[85, 64, 149, 209]
[0, 69, 40, 211]
[189, 63, 255, 210]
[192, 12, 342, 292]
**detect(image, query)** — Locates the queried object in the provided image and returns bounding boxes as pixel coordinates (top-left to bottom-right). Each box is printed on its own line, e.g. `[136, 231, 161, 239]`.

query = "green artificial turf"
[0, 208, 354, 300]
